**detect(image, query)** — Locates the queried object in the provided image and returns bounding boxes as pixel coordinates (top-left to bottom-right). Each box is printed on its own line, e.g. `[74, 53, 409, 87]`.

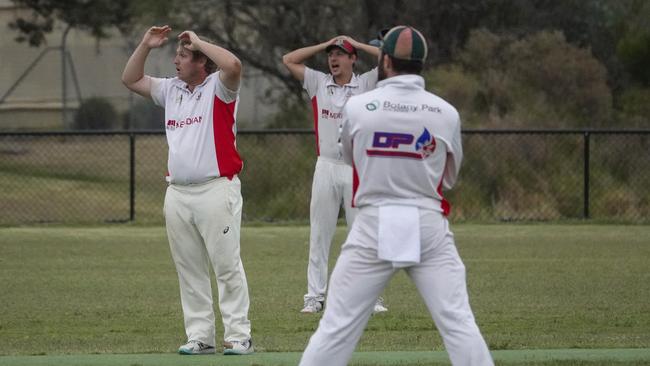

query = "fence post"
[129, 133, 136, 221]
[583, 131, 590, 219]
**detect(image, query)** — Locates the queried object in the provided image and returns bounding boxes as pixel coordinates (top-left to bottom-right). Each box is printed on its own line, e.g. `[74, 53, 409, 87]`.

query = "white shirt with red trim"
[340, 74, 463, 215]
[151, 72, 243, 185]
[303, 67, 378, 160]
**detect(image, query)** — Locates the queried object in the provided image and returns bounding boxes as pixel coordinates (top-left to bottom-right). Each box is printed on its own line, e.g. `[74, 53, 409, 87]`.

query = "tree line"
[9, 0, 650, 128]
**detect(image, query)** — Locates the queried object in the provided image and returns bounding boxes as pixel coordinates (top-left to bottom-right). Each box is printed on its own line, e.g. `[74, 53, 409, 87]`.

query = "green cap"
[381, 26, 428, 62]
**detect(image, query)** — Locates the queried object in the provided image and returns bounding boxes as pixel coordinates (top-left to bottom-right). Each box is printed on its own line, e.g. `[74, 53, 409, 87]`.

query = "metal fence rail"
[1, 129, 648, 225]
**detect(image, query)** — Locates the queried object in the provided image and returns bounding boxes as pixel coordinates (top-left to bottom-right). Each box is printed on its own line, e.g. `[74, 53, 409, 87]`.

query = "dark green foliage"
[617, 32, 650, 85]
[73, 97, 118, 130]
[123, 98, 165, 130]
[9, 0, 649, 126]
[617, 87, 650, 127]
[265, 100, 311, 129]
[427, 29, 613, 128]
[238, 134, 316, 222]
[8, 0, 139, 46]
[153, 0, 645, 107]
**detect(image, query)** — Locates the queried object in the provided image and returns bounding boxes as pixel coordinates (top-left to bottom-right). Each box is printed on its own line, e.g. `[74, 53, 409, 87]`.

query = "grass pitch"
[0, 224, 649, 365]
[1, 349, 650, 366]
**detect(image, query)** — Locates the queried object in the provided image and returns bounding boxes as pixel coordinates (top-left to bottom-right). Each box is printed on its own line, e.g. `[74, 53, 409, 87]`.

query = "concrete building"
[0, 0, 275, 131]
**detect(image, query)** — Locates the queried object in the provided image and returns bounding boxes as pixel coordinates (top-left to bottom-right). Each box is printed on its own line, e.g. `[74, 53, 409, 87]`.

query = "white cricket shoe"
[301, 298, 324, 313]
[178, 340, 216, 355]
[223, 339, 254, 355]
[373, 297, 388, 314]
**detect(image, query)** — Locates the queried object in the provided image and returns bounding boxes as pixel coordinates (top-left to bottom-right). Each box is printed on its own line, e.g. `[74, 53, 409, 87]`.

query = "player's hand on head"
[178, 31, 201, 51]
[142, 25, 171, 49]
[325, 36, 339, 47]
[340, 35, 360, 47]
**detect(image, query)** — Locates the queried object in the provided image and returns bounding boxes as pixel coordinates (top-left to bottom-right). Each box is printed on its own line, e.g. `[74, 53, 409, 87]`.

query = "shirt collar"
[377, 74, 425, 90]
[172, 72, 214, 92]
[325, 73, 360, 88]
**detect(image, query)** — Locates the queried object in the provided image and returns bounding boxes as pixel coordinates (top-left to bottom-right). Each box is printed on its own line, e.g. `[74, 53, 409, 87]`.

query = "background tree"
[9, 0, 648, 128]
[157, 1, 639, 102]
[7, 0, 150, 46]
[427, 29, 613, 128]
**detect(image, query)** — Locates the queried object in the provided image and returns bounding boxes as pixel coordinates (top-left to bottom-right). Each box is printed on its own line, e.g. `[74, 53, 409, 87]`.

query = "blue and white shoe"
[178, 340, 216, 355]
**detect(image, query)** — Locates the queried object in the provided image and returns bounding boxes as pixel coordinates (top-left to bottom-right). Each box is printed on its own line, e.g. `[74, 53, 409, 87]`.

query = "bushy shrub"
[426, 65, 482, 124]
[238, 133, 315, 221]
[73, 97, 118, 130]
[617, 87, 650, 127]
[426, 29, 613, 128]
[123, 98, 165, 130]
[617, 32, 650, 86]
[265, 99, 311, 129]
[506, 31, 612, 127]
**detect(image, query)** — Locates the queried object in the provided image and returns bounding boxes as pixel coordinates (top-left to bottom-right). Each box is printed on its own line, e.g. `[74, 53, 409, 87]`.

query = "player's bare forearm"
[121, 42, 153, 98]
[122, 26, 170, 98]
[343, 36, 380, 58]
[199, 41, 242, 82]
[180, 31, 242, 90]
[356, 42, 380, 57]
[282, 40, 333, 81]
[283, 42, 328, 65]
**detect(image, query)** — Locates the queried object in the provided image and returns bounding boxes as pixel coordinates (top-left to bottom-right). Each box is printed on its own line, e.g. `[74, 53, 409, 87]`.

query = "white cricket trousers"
[164, 176, 251, 346]
[306, 157, 357, 301]
[300, 207, 493, 366]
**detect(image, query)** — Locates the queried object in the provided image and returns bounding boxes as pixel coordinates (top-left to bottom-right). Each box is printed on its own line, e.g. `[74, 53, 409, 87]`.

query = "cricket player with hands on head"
[122, 25, 253, 356]
[299, 26, 494, 366]
[283, 35, 389, 314]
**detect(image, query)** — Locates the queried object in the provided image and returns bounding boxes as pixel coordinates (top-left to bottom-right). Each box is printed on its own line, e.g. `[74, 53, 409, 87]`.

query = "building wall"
[0, 1, 276, 130]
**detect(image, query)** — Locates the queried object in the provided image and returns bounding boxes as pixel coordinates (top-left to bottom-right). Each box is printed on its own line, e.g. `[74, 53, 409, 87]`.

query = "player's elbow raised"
[121, 76, 135, 90]
[224, 58, 242, 78]
[121, 73, 140, 90]
[282, 54, 294, 68]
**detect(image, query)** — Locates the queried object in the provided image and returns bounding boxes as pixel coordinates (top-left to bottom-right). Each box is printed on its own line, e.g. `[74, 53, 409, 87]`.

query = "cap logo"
[326, 39, 356, 55]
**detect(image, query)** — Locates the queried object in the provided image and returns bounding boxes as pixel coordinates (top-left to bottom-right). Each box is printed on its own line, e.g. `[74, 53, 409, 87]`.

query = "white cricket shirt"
[151, 72, 243, 185]
[303, 67, 378, 160]
[340, 74, 463, 215]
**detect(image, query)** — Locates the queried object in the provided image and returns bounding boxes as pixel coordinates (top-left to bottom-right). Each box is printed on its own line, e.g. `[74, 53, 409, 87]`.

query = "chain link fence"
[1, 130, 648, 225]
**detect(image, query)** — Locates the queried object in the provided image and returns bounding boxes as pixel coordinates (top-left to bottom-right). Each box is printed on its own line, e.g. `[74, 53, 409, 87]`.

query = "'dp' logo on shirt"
[366, 128, 435, 160]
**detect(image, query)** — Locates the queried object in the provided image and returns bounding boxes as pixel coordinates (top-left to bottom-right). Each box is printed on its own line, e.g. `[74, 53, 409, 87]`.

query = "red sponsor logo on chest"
[166, 116, 203, 130]
[321, 109, 343, 120]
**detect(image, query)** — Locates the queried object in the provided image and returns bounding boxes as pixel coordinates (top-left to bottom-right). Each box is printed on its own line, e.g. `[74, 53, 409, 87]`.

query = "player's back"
[341, 74, 462, 215]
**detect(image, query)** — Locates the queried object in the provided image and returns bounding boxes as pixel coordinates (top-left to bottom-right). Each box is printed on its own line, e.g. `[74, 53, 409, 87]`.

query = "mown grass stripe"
[1, 349, 649, 366]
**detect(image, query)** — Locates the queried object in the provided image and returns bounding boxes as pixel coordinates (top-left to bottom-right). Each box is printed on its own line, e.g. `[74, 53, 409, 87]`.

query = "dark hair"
[179, 38, 218, 74]
[382, 52, 423, 75]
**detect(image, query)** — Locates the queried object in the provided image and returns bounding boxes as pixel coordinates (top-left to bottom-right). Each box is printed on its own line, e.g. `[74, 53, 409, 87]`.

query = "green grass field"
[0, 224, 649, 365]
